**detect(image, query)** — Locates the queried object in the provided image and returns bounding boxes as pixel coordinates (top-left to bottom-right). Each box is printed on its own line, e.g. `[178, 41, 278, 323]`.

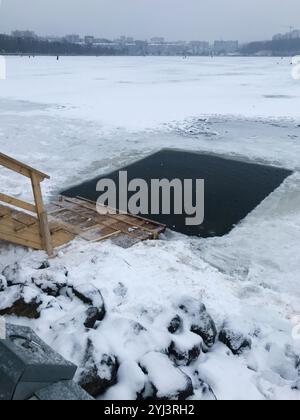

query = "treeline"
[0, 34, 124, 56]
[241, 38, 300, 56]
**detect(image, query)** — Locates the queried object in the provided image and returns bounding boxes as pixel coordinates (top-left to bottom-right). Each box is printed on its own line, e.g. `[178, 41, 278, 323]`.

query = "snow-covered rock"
[139, 352, 194, 400]
[72, 284, 106, 321]
[219, 328, 252, 355]
[178, 296, 217, 348]
[2, 263, 21, 286]
[0, 285, 42, 319]
[167, 315, 183, 334]
[0, 275, 7, 292]
[168, 332, 202, 366]
[77, 338, 119, 397]
[102, 361, 146, 400]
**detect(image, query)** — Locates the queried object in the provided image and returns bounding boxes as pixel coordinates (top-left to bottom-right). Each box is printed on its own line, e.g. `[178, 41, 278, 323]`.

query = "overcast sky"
[0, 0, 299, 42]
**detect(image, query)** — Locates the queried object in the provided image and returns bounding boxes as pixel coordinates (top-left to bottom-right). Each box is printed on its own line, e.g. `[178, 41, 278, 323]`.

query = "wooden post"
[30, 172, 54, 257]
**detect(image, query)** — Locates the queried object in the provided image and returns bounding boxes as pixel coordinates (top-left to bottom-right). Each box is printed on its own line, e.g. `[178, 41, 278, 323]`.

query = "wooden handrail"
[0, 152, 54, 257]
[0, 193, 36, 213]
[0, 152, 49, 180]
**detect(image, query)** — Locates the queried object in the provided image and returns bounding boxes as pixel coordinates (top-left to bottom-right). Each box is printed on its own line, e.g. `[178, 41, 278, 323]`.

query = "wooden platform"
[0, 202, 74, 251]
[47, 196, 166, 248]
[0, 152, 165, 254]
[0, 196, 166, 251]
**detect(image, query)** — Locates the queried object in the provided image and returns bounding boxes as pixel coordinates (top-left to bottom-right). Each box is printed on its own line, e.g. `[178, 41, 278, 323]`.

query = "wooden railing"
[0, 152, 54, 257]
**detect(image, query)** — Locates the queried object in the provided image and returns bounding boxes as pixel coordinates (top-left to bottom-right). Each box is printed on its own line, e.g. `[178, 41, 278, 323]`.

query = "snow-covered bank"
[0, 57, 300, 400]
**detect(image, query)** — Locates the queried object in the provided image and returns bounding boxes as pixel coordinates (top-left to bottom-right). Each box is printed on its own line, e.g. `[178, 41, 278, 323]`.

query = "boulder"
[32, 272, 67, 298]
[219, 328, 252, 355]
[168, 333, 202, 366]
[37, 261, 50, 270]
[72, 284, 106, 321]
[77, 338, 118, 397]
[0, 275, 7, 292]
[0, 285, 42, 319]
[139, 352, 194, 400]
[2, 263, 21, 286]
[83, 307, 100, 329]
[168, 315, 183, 334]
[178, 297, 217, 348]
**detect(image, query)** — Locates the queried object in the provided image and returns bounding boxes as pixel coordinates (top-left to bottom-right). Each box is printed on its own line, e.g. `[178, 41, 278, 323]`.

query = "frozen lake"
[1, 55, 300, 129]
[0, 56, 300, 199]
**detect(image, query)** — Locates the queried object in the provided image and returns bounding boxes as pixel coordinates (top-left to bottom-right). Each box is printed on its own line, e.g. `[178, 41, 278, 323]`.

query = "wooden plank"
[31, 173, 54, 257]
[0, 224, 43, 249]
[79, 225, 119, 241]
[0, 193, 37, 214]
[51, 229, 75, 248]
[0, 217, 43, 244]
[75, 196, 166, 228]
[62, 196, 165, 235]
[0, 152, 49, 180]
[93, 230, 122, 243]
[12, 212, 38, 232]
[0, 232, 42, 250]
[0, 205, 11, 218]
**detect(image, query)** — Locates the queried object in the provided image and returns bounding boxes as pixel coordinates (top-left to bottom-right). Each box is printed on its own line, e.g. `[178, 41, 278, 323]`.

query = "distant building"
[115, 36, 135, 45]
[64, 34, 81, 44]
[84, 36, 95, 46]
[150, 37, 165, 44]
[189, 41, 210, 55]
[11, 30, 37, 39]
[214, 40, 239, 54]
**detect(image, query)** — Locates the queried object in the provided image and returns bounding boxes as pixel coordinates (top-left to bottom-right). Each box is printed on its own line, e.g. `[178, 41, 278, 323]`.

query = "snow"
[0, 56, 300, 400]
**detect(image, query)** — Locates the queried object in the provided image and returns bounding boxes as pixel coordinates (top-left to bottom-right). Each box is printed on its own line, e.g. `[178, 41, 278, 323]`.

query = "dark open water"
[62, 149, 292, 237]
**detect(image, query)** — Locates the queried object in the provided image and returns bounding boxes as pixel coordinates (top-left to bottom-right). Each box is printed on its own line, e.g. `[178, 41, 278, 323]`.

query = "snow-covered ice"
[0, 56, 300, 400]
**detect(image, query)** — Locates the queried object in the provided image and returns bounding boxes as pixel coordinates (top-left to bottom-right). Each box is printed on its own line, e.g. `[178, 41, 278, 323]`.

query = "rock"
[2, 263, 21, 286]
[219, 328, 252, 355]
[77, 338, 119, 397]
[0, 275, 7, 292]
[0, 285, 42, 319]
[168, 333, 202, 366]
[72, 284, 106, 321]
[139, 352, 194, 400]
[83, 307, 100, 329]
[292, 378, 300, 391]
[32, 272, 67, 298]
[178, 297, 217, 348]
[168, 315, 183, 334]
[105, 361, 146, 400]
[37, 261, 50, 270]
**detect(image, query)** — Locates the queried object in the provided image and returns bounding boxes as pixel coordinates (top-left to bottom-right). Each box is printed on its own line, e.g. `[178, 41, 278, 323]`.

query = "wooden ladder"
[0, 152, 54, 257]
